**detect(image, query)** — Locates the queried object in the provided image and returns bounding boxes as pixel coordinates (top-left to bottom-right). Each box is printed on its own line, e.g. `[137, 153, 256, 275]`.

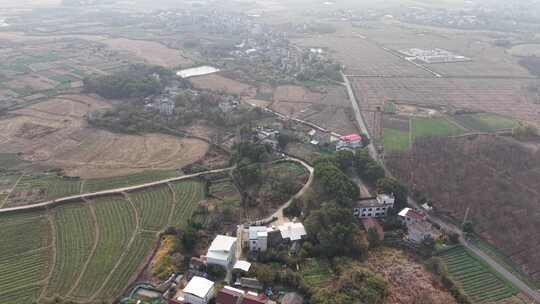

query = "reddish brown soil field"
[386, 136, 540, 283]
[190, 74, 256, 97]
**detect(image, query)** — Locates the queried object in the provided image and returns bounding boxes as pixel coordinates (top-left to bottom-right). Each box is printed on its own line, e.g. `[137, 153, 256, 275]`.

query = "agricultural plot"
[383, 128, 410, 153]
[300, 258, 334, 288]
[209, 177, 241, 201]
[0, 212, 51, 303]
[411, 117, 465, 139]
[71, 196, 137, 299]
[439, 246, 518, 303]
[452, 113, 519, 132]
[6, 174, 82, 207]
[46, 204, 96, 297]
[350, 77, 540, 135]
[169, 180, 206, 228]
[387, 136, 540, 285]
[83, 170, 180, 193]
[128, 185, 174, 231]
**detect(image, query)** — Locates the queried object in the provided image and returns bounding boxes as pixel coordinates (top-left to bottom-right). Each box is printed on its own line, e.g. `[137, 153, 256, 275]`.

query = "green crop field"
[0, 212, 51, 303]
[46, 204, 96, 297]
[169, 180, 206, 228]
[7, 174, 81, 206]
[452, 113, 519, 132]
[301, 258, 334, 287]
[439, 246, 518, 303]
[383, 128, 410, 153]
[71, 196, 137, 299]
[0, 176, 209, 303]
[82, 169, 180, 193]
[411, 117, 466, 139]
[128, 185, 174, 231]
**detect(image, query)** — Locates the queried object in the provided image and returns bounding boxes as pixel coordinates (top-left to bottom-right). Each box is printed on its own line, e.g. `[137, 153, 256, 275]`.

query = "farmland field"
[439, 246, 518, 303]
[0, 95, 209, 180]
[452, 113, 519, 132]
[349, 77, 540, 136]
[127, 185, 174, 231]
[0, 176, 209, 303]
[83, 169, 180, 193]
[383, 128, 410, 153]
[387, 136, 540, 285]
[300, 258, 334, 287]
[169, 180, 206, 228]
[411, 117, 465, 139]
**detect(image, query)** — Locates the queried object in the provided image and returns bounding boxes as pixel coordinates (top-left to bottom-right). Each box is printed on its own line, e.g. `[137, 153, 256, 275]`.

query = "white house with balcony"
[206, 235, 237, 269]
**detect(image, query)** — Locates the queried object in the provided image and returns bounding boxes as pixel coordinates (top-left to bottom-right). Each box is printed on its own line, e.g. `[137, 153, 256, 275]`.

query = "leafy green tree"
[314, 161, 359, 204]
[305, 202, 366, 258]
[335, 150, 355, 172]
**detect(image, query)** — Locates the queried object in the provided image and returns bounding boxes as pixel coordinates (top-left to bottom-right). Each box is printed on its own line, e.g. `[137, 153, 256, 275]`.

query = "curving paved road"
[0, 166, 235, 214]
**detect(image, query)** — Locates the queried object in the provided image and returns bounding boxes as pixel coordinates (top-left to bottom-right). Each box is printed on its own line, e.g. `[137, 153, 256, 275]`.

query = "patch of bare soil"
[366, 247, 457, 304]
[0, 95, 209, 178]
[190, 74, 256, 97]
[100, 38, 192, 68]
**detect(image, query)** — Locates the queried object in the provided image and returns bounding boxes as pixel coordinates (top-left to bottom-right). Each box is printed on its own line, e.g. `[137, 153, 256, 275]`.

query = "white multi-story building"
[206, 235, 237, 269]
[353, 194, 395, 218]
[248, 226, 269, 252]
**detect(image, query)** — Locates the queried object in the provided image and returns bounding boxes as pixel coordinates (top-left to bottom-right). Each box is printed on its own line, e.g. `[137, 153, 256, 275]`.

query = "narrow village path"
[343, 73, 540, 303]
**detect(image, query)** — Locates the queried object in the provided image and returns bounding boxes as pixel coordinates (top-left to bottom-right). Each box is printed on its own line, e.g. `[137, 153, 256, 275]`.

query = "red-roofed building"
[336, 133, 363, 151]
[398, 207, 427, 226]
[216, 286, 244, 304]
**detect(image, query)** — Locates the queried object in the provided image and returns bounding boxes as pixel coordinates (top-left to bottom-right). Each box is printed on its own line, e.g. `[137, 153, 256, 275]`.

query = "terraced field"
[0, 177, 208, 303]
[71, 196, 137, 299]
[46, 204, 96, 297]
[169, 180, 206, 228]
[128, 185, 174, 231]
[439, 246, 518, 303]
[4, 169, 182, 207]
[0, 212, 51, 304]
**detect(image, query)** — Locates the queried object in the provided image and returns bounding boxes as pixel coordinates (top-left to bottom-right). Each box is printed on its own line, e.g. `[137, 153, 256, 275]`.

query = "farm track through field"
[89, 194, 140, 301]
[38, 213, 57, 301]
[166, 182, 176, 226]
[65, 202, 99, 298]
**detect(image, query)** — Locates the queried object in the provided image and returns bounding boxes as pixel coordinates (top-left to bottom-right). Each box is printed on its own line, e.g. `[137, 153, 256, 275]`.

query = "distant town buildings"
[398, 48, 471, 64]
[353, 194, 395, 218]
[206, 235, 237, 269]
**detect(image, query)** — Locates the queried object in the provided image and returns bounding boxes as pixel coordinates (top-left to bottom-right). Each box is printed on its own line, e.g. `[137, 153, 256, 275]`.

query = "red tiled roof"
[340, 134, 362, 142]
[406, 209, 426, 220]
[216, 288, 243, 304]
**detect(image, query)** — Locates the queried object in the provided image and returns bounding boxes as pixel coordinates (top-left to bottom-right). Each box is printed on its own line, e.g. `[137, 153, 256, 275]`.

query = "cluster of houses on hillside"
[168, 220, 308, 304]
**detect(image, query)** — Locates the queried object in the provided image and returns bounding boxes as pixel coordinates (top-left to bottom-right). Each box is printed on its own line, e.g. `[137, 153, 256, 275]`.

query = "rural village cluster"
[1, 1, 540, 304]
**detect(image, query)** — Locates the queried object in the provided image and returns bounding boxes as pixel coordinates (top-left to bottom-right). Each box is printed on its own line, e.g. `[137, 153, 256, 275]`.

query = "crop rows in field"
[0, 284, 43, 304]
[71, 196, 136, 299]
[46, 204, 96, 297]
[99, 232, 156, 299]
[0, 212, 51, 302]
[169, 180, 205, 228]
[440, 246, 517, 303]
[7, 174, 81, 207]
[209, 177, 240, 200]
[82, 170, 179, 193]
[128, 185, 173, 231]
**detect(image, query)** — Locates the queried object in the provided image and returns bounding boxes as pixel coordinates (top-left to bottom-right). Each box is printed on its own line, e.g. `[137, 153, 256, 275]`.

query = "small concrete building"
[353, 194, 395, 218]
[183, 276, 215, 304]
[207, 235, 237, 269]
[277, 222, 307, 242]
